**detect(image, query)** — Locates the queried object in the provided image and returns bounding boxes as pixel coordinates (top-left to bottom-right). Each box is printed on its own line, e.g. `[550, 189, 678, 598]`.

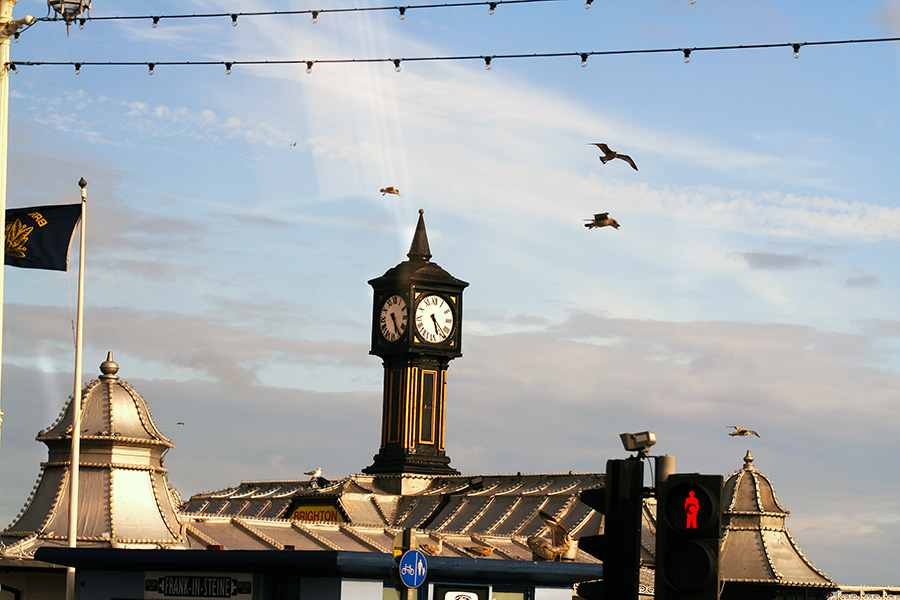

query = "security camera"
[620, 431, 656, 455]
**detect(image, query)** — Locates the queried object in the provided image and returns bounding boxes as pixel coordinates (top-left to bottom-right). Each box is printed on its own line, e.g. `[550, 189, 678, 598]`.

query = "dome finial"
[743, 449, 755, 470]
[99, 351, 120, 381]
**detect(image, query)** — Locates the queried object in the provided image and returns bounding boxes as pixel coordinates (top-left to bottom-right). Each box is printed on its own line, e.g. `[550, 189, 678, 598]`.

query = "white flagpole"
[66, 178, 86, 600]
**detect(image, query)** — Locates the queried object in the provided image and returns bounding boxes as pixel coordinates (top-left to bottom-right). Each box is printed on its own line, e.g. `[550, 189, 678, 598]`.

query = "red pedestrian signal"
[656, 474, 723, 600]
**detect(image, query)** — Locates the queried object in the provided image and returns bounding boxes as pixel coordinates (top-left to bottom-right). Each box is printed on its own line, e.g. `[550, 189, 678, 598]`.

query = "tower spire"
[407, 209, 432, 262]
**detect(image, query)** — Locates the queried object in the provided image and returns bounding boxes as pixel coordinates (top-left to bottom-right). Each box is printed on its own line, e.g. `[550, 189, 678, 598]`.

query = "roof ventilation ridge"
[339, 523, 389, 553]
[483, 496, 522, 534]
[232, 517, 282, 549]
[429, 495, 466, 531]
[458, 495, 494, 534]
[183, 522, 219, 547]
[369, 496, 391, 525]
[291, 521, 342, 550]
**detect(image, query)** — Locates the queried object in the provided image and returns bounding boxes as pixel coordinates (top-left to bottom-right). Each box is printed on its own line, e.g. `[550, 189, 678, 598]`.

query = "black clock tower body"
[364, 210, 468, 475]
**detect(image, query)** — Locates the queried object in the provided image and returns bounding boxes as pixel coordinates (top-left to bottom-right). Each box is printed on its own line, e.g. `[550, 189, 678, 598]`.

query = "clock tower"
[364, 210, 468, 475]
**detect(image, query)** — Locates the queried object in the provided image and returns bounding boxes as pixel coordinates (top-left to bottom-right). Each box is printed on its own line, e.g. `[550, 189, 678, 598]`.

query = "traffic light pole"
[578, 457, 645, 600]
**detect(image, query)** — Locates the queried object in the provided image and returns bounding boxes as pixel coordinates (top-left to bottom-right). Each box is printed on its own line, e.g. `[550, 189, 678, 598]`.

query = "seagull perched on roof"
[465, 544, 494, 557]
[727, 426, 760, 438]
[527, 511, 572, 561]
[584, 213, 620, 229]
[304, 467, 322, 478]
[420, 537, 443, 556]
[380, 186, 400, 196]
[588, 143, 638, 171]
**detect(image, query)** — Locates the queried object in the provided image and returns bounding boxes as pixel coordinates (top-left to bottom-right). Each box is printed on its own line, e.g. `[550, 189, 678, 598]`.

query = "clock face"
[415, 294, 454, 343]
[379, 294, 408, 342]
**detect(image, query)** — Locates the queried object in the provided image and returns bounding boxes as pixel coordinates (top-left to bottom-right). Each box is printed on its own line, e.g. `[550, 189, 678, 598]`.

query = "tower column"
[364, 211, 466, 476]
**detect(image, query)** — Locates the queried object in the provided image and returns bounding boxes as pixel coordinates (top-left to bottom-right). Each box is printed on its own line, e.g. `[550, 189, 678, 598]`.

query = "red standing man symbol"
[684, 490, 699, 529]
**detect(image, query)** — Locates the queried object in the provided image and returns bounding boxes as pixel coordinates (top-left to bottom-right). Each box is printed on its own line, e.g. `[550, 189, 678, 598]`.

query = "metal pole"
[0, 0, 35, 464]
[0, 0, 14, 457]
[66, 180, 86, 600]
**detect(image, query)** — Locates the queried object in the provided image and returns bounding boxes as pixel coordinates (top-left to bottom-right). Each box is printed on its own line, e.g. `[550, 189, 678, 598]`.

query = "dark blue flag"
[5, 203, 82, 271]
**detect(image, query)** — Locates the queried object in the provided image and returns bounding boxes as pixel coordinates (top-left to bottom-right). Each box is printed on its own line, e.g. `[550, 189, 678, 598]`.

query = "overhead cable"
[8, 36, 900, 75]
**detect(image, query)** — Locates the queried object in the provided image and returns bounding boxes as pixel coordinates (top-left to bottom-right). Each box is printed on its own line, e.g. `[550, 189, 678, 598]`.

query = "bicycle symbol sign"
[398, 549, 427, 588]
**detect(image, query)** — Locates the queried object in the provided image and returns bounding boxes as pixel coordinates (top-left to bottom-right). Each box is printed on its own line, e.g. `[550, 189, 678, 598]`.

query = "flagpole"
[66, 178, 86, 600]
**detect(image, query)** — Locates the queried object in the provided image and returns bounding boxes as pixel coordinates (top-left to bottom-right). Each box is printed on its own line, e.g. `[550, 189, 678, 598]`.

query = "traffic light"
[655, 473, 723, 600]
[576, 457, 644, 600]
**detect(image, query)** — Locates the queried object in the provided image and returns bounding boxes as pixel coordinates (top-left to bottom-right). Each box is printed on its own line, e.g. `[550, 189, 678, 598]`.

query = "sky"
[0, 0, 898, 587]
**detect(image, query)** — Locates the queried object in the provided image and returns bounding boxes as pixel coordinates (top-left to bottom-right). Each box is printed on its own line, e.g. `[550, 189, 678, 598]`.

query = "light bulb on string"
[9, 63, 16, 74]
[580, 53, 588, 67]
[152, 16, 159, 28]
[682, 49, 691, 63]
[584, 0, 593, 8]
[231, 14, 238, 27]
[484, 56, 492, 70]
[78, 18, 85, 30]
[398, 7, 406, 20]
[792, 43, 801, 59]
[394, 59, 402, 72]
[225, 62, 232, 75]
[13, 32, 18, 42]
[690, 0, 696, 4]
[306, 61, 313, 74]
[74, 63, 81, 75]
[311, 11, 318, 23]
[148, 63, 155, 75]
[488, 2, 496, 14]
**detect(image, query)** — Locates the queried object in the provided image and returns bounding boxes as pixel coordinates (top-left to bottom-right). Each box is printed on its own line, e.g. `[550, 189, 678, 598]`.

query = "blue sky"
[1, 0, 899, 586]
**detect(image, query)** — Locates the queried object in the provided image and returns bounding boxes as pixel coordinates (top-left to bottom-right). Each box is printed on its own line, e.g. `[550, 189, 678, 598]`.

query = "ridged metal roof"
[1, 354, 186, 558]
[181, 471, 630, 564]
[720, 450, 837, 589]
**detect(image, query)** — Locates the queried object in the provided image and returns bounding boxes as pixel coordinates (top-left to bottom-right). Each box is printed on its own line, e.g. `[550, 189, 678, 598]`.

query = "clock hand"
[390, 312, 399, 333]
[430, 313, 441, 335]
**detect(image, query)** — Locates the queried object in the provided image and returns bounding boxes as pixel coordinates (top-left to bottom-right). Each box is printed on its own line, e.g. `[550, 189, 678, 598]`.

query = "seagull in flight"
[584, 212, 620, 229]
[728, 426, 760, 438]
[588, 143, 638, 171]
[380, 186, 400, 196]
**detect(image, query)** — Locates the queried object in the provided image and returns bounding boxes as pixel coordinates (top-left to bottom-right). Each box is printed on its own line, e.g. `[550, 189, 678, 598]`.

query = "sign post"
[399, 548, 428, 590]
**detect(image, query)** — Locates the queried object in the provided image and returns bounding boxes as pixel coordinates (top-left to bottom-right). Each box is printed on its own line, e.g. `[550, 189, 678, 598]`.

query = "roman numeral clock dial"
[414, 294, 454, 344]
[379, 294, 408, 342]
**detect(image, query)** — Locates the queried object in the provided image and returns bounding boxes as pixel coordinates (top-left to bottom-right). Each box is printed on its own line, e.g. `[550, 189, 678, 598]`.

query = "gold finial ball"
[419, 208, 424, 215]
[99, 352, 120, 380]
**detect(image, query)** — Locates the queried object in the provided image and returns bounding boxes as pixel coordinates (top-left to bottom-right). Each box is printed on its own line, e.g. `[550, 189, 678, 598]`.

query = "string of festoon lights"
[39, 0, 568, 30]
[7, 36, 900, 75]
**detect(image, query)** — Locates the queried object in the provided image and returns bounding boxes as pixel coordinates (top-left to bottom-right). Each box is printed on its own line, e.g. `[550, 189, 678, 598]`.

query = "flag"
[4, 203, 82, 271]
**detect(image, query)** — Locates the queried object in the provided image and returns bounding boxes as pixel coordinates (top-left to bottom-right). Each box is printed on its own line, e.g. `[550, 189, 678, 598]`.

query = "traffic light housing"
[576, 458, 644, 600]
[655, 473, 723, 600]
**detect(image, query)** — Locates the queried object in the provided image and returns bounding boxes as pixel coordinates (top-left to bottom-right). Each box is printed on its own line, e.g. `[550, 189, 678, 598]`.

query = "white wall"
[534, 586, 575, 600]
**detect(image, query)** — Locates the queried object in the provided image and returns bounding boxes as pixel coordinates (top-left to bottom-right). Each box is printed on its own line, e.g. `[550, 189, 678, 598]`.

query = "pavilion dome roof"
[1, 353, 186, 558]
[720, 450, 836, 590]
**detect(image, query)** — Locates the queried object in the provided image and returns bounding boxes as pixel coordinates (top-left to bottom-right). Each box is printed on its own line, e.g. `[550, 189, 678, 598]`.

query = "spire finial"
[743, 449, 755, 470]
[407, 209, 432, 262]
[99, 351, 120, 381]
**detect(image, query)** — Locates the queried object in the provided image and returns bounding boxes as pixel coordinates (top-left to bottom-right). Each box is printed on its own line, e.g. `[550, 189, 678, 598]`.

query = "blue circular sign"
[398, 549, 428, 588]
